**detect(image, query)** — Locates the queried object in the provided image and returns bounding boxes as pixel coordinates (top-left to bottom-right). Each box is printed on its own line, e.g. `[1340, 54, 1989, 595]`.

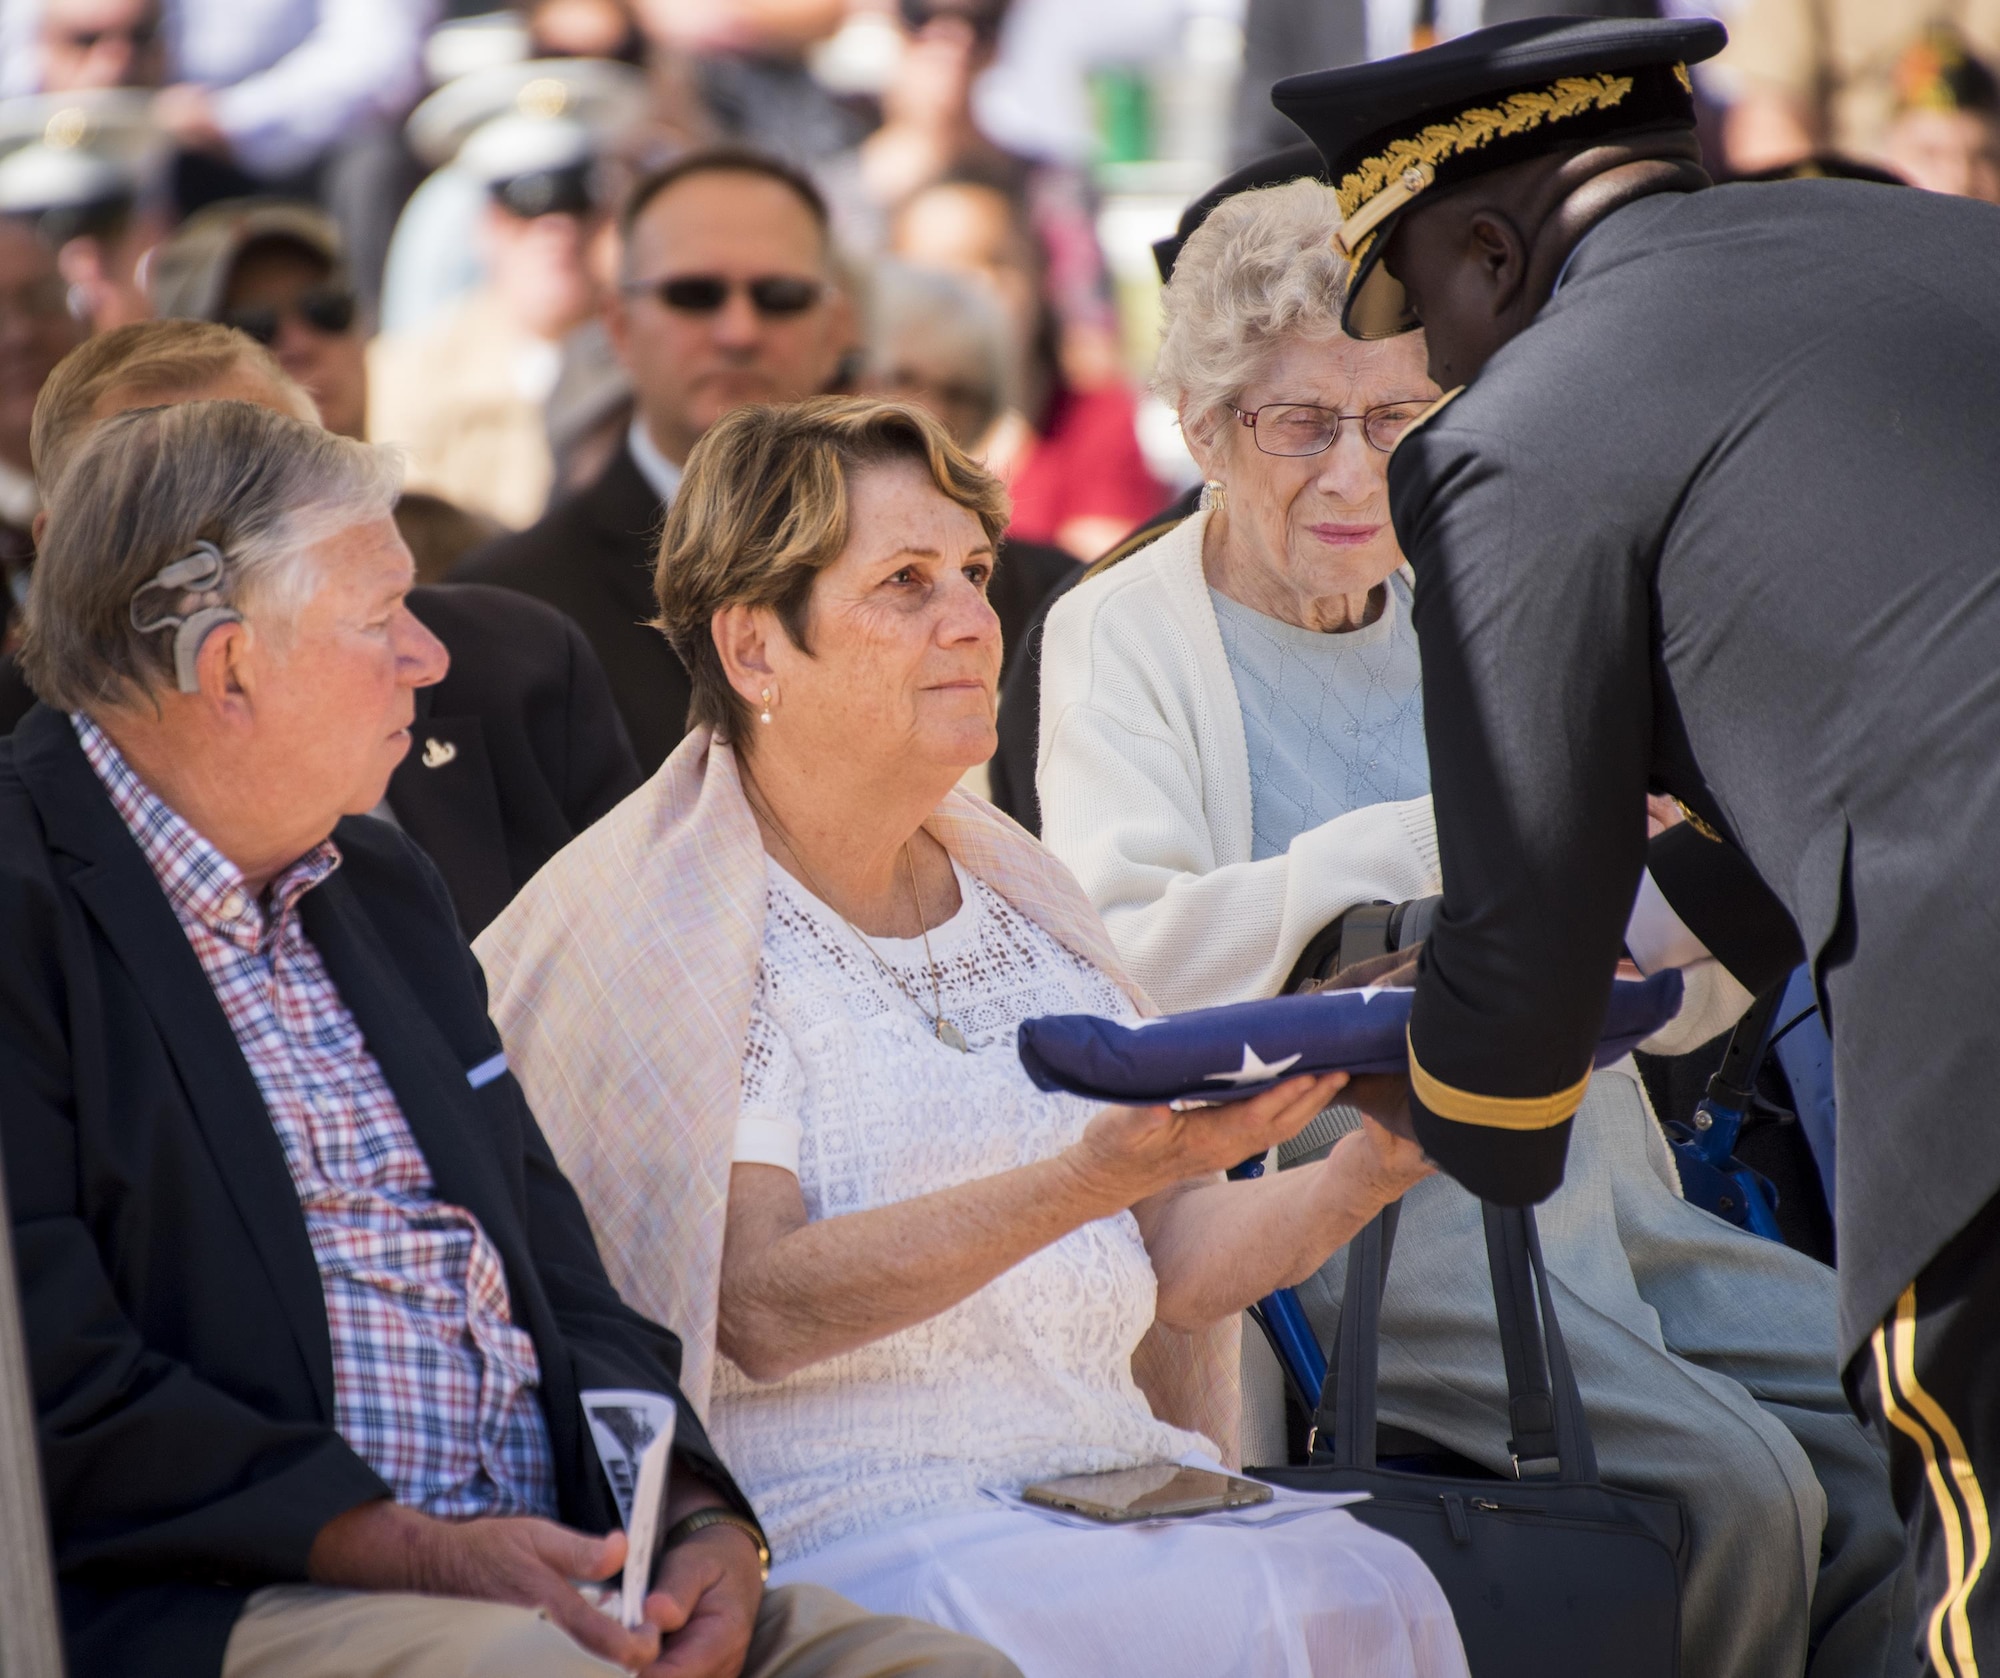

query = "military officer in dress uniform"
[1274, 16, 2000, 1668]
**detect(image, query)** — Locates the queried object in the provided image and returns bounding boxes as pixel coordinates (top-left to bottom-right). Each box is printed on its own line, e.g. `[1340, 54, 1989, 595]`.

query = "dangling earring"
[1199, 479, 1227, 514]
[759, 687, 774, 725]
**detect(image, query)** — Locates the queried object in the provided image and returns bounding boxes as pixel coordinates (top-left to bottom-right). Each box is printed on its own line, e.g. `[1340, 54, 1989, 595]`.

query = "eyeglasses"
[625, 275, 825, 317]
[1231, 400, 1431, 457]
[219, 286, 357, 346]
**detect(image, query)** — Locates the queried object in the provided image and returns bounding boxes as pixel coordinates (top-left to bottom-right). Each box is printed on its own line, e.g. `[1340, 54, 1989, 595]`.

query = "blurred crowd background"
[4, 0, 1999, 721]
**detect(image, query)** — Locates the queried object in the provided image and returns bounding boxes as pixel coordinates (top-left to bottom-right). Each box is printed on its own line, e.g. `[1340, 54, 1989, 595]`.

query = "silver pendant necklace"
[744, 772, 969, 1052]
[899, 841, 970, 1053]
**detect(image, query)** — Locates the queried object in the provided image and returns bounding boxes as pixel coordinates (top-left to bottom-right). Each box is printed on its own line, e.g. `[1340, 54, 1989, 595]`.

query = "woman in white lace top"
[615, 396, 1466, 1677]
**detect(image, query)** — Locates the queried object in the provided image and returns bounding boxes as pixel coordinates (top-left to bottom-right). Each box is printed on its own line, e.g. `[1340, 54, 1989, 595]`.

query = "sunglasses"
[60, 19, 159, 48]
[219, 286, 357, 346]
[625, 275, 825, 317]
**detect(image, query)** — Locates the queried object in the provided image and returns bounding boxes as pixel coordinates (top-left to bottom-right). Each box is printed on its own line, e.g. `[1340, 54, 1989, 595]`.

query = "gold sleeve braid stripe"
[1407, 1027, 1591, 1131]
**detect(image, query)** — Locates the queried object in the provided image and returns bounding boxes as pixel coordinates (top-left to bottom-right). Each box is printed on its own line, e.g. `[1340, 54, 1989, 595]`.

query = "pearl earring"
[1199, 479, 1227, 514]
[759, 688, 774, 724]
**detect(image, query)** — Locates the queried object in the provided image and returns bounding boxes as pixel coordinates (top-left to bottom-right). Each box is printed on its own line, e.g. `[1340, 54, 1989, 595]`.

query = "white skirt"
[770, 1481, 1470, 1678]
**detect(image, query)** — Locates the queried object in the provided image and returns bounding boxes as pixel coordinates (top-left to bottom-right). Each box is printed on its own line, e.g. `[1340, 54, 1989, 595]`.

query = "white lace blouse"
[710, 857, 1210, 1562]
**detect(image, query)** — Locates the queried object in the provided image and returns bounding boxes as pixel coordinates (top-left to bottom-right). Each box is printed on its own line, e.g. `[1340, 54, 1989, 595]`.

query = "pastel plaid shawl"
[474, 728, 1241, 1460]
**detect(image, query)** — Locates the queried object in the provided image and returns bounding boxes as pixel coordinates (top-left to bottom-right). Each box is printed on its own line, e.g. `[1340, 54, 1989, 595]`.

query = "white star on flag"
[1357, 982, 1414, 1003]
[1205, 1043, 1303, 1086]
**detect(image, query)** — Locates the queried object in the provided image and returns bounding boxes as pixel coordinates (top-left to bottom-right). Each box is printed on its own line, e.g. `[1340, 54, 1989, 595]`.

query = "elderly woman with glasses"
[476, 394, 1468, 1678]
[1035, 176, 1914, 1678]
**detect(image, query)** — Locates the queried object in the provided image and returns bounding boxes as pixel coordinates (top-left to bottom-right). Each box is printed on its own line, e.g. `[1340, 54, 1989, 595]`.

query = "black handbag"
[1253, 1201, 1690, 1678]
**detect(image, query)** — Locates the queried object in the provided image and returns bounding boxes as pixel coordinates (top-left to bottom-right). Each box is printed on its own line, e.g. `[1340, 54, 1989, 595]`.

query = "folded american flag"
[1016, 971, 1685, 1106]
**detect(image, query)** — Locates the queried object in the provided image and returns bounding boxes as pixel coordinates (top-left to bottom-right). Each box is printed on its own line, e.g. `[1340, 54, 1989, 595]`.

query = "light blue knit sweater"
[1209, 569, 1429, 862]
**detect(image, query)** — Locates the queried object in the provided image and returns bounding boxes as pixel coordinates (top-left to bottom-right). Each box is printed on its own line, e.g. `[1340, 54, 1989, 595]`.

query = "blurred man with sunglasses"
[457, 148, 854, 772]
[148, 197, 366, 439]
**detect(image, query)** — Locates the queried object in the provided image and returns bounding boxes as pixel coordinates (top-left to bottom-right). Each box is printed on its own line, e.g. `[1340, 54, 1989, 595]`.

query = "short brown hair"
[31, 319, 311, 492]
[620, 146, 829, 255]
[653, 396, 1010, 744]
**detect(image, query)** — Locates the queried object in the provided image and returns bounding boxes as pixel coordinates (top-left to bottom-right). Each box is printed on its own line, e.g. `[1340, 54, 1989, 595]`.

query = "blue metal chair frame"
[1664, 963, 1840, 1244]
[1230, 1154, 1327, 1409]
[1663, 980, 1788, 1243]
[1768, 966, 1837, 1211]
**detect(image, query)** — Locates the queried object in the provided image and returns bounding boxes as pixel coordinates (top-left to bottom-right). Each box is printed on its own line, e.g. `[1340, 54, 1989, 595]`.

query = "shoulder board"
[1390, 385, 1466, 453]
[1081, 513, 1190, 583]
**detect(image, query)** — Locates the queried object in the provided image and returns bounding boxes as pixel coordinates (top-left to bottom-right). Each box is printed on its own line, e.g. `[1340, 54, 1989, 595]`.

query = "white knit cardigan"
[1036, 507, 1441, 1011]
[1036, 505, 1747, 1046]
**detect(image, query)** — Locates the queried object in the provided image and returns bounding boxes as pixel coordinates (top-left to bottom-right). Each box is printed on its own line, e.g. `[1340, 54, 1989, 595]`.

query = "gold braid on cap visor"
[1331, 71, 1642, 269]
[1407, 1026, 1592, 1131]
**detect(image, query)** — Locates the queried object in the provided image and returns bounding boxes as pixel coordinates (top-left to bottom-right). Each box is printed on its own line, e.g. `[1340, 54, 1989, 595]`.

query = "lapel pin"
[421, 737, 458, 769]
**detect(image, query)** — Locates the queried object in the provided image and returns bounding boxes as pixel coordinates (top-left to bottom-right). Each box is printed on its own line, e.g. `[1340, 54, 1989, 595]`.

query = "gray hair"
[1153, 176, 1350, 445]
[865, 260, 1014, 431]
[19, 400, 403, 711]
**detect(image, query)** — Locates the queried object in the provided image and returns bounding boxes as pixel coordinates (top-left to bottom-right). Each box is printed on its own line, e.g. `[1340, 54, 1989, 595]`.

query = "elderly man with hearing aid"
[0, 394, 1019, 1678]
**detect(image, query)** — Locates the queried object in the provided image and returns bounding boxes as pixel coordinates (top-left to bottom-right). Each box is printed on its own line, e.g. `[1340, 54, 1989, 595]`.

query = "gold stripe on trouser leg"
[1897, 1287, 1994, 1676]
[1873, 1284, 1993, 1677]
[1875, 1317, 1965, 1675]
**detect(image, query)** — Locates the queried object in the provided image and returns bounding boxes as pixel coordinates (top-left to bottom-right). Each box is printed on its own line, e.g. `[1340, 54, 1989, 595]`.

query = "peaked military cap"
[0, 92, 161, 241]
[1152, 142, 1324, 284]
[407, 58, 647, 217]
[1272, 16, 1727, 337]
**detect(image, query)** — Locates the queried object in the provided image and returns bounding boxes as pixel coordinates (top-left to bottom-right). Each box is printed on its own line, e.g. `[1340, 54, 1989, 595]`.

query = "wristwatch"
[662, 1507, 771, 1580]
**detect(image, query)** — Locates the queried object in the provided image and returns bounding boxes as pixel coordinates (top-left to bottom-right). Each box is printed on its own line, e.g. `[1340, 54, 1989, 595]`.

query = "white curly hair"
[1152, 175, 1351, 449]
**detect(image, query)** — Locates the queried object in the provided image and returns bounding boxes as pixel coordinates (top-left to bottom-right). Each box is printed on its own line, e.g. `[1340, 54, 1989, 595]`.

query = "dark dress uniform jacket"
[453, 444, 691, 774]
[0, 706, 748, 1678]
[1393, 178, 2000, 1360]
[396, 584, 641, 937]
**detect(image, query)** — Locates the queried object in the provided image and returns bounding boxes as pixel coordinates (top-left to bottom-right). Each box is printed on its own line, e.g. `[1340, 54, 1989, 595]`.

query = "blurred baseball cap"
[147, 198, 348, 322]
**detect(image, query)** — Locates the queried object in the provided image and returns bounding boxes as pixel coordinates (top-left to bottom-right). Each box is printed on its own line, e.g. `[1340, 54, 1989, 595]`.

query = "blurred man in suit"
[456, 147, 854, 773]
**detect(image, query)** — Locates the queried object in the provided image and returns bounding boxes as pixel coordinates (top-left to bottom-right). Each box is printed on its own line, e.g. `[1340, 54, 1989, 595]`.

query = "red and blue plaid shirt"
[74, 714, 558, 1520]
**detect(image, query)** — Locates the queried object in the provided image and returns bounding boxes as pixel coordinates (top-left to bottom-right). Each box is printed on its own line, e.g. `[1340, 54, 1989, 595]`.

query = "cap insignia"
[1672, 62, 1693, 95]
[516, 77, 571, 120]
[1332, 71, 1637, 228]
[1336, 159, 1436, 254]
[43, 108, 89, 151]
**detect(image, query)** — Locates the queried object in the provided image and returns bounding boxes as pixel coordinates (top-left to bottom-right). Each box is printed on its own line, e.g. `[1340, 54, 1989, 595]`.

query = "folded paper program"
[1016, 970, 1684, 1105]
